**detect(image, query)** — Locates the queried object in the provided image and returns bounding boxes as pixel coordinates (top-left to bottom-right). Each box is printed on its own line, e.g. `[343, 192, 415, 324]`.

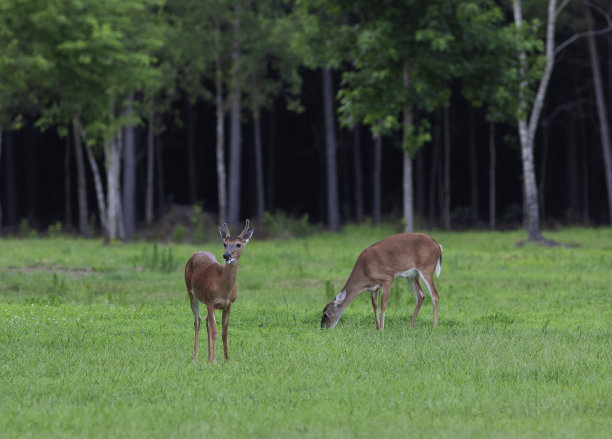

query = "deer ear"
[219, 224, 228, 239]
[242, 228, 254, 243]
[334, 290, 346, 304]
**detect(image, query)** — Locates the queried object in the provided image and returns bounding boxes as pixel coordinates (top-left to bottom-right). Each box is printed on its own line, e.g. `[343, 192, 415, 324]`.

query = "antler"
[223, 223, 230, 235]
[239, 219, 250, 238]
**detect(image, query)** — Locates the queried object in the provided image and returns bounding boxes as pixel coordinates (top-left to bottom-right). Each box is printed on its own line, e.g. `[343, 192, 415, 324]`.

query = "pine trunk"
[489, 122, 496, 230]
[145, 109, 155, 224]
[322, 67, 340, 231]
[72, 117, 89, 237]
[122, 100, 136, 241]
[353, 125, 364, 223]
[215, 19, 228, 224]
[253, 108, 265, 226]
[402, 62, 414, 232]
[228, 5, 242, 227]
[586, 5, 612, 224]
[373, 133, 382, 225]
[443, 106, 451, 231]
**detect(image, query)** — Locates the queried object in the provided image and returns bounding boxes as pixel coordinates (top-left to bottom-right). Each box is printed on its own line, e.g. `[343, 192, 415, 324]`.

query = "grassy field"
[0, 226, 611, 438]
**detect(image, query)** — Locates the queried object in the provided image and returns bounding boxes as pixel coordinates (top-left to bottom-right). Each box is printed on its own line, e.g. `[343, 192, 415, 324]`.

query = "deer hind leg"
[221, 305, 232, 361]
[408, 278, 425, 328]
[190, 294, 201, 361]
[418, 270, 439, 328]
[379, 281, 393, 330]
[371, 289, 381, 330]
[205, 303, 218, 363]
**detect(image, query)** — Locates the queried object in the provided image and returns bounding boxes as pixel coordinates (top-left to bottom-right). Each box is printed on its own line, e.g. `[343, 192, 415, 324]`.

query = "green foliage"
[18, 219, 37, 238]
[47, 221, 63, 238]
[172, 224, 187, 243]
[0, 227, 611, 437]
[137, 242, 177, 273]
[263, 211, 316, 238]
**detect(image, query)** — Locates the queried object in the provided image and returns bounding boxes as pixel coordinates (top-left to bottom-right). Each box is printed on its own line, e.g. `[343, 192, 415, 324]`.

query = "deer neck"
[220, 260, 240, 292]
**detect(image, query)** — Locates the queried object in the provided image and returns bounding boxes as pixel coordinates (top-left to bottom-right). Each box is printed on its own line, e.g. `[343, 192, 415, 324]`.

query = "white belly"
[394, 268, 419, 279]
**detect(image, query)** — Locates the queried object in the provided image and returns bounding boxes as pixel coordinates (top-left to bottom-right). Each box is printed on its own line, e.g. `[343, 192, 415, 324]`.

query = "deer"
[185, 219, 254, 363]
[321, 232, 442, 331]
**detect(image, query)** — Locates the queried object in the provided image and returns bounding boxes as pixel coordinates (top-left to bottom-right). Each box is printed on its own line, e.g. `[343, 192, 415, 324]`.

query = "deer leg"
[190, 296, 201, 361]
[379, 282, 392, 330]
[222, 305, 232, 361]
[371, 289, 381, 330]
[408, 278, 425, 328]
[206, 304, 218, 363]
[418, 271, 439, 328]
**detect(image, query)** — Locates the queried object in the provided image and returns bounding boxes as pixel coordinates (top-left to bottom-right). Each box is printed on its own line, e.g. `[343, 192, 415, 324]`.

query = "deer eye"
[223, 244, 227, 248]
[236, 243, 241, 247]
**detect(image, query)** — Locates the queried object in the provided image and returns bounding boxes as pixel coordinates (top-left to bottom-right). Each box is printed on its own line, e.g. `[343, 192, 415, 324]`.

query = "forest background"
[1, 0, 612, 241]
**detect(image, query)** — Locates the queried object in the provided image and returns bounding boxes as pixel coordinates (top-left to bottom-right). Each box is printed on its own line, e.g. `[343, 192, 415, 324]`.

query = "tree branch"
[555, 1, 612, 55]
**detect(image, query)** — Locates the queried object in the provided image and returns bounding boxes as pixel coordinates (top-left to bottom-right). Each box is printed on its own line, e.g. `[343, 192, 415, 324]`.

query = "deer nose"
[223, 252, 231, 261]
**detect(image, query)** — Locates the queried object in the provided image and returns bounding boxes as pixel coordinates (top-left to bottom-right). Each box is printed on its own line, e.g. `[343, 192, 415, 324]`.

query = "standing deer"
[185, 220, 254, 362]
[321, 232, 442, 330]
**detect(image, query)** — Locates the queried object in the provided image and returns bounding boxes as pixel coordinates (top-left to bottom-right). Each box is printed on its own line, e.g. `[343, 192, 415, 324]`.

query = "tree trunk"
[122, 99, 136, 241]
[83, 141, 107, 237]
[489, 122, 496, 230]
[0, 128, 3, 234]
[187, 103, 197, 204]
[215, 17, 228, 224]
[266, 105, 276, 212]
[228, 4, 242, 226]
[538, 122, 549, 224]
[64, 127, 72, 230]
[155, 124, 165, 215]
[253, 107, 265, 226]
[567, 119, 580, 222]
[105, 134, 124, 240]
[468, 106, 479, 226]
[145, 109, 155, 224]
[513, 0, 558, 241]
[428, 117, 440, 228]
[586, 4, 612, 224]
[353, 125, 364, 223]
[402, 62, 414, 232]
[72, 117, 89, 237]
[322, 67, 340, 231]
[415, 149, 425, 227]
[442, 106, 451, 230]
[373, 133, 382, 225]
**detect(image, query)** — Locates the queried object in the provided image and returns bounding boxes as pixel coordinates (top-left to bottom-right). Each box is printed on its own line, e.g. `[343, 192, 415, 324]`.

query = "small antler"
[223, 223, 231, 235]
[239, 219, 250, 238]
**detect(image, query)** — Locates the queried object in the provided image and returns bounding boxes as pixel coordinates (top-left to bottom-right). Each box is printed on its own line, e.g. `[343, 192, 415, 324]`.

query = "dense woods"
[1, 0, 612, 241]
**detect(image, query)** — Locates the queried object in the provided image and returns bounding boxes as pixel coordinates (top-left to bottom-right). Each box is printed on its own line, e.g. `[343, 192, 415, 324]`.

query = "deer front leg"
[222, 305, 232, 362]
[190, 295, 201, 361]
[205, 304, 218, 364]
[408, 278, 425, 328]
[378, 281, 393, 330]
[371, 289, 381, 330]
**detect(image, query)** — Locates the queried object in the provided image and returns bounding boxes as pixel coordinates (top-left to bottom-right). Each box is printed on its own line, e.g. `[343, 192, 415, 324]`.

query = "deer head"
[218, 219, 254, 264]
[321, 290, 346, 329]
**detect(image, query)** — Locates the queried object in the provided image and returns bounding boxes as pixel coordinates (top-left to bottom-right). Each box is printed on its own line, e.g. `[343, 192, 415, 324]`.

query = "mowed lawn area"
[1, 226, 610, 438]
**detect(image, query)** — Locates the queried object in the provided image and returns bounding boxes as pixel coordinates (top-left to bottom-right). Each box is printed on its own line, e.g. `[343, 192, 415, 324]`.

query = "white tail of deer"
[321, 232, 442, 330]
[185, 220, 254, 362]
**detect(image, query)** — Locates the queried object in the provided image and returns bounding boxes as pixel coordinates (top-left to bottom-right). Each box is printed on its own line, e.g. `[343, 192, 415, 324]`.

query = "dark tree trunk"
[489, 122, 496, 230]
[586, 5, 612, 224]
[64, 127, 72, 229]
[442, 106, 451, 231]
[122, 100, 136, 241]
[145, 109, 155, 224]
[468, 106, 479, 226]
[187, 103, 197, 205]
[373, 133, 382, 225]
[266, 105, 276, 213]
[538, 122, 549, 224]
[353, 125, 364, 223]
[214, 17, 227, 224]
[416, 149, 425, 226]
[72, 118, 89, 237]
[155, 127, 165, 215]
[0, 128, 3, 233]
[567, 120, 580, 222]
[228, 5, 242, 227]
[253, 108, 265, 226]
[25, 128, 39, 226]
[428, 116, 441, 228]
[322, 67, 340, 231]
[402, 63, 414, 232]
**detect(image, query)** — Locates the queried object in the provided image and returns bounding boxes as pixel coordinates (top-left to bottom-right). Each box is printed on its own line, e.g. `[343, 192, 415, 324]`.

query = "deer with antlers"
[185, 220, 254, 362]
[321, 232, 442, 330]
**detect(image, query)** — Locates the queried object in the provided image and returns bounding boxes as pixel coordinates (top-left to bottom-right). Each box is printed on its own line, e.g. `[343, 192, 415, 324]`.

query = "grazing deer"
[185, 220, 254, 362]
[321, 232, 442, 330]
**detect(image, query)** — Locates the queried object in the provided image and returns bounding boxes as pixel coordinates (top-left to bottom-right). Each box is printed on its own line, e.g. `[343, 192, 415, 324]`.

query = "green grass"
[1, 226, 611, 438]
